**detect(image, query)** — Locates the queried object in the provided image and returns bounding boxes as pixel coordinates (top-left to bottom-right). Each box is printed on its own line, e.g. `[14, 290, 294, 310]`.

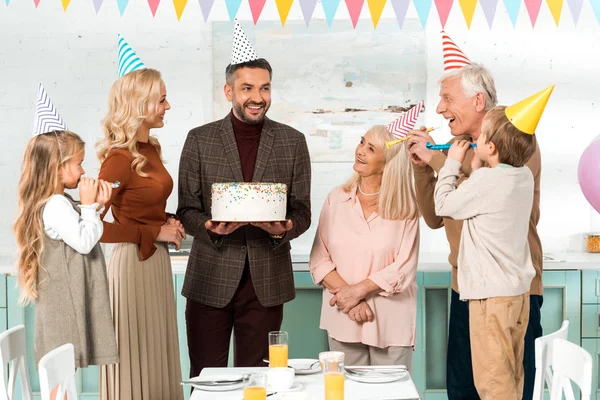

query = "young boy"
[434, 105, 540, 400]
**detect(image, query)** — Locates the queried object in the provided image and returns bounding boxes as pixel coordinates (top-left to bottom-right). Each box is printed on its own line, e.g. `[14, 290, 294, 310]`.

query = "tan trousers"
[328, 337, 413, 370]
[469, 294, 530, 400]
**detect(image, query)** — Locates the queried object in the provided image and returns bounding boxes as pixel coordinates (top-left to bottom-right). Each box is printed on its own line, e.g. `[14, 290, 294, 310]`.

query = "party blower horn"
[384, 101, 425, 149]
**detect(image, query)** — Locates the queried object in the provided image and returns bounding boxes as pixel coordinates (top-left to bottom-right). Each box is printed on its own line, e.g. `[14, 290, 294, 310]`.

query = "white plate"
[188, 374, 248, 391]
[344, 368, 408, 384]
[288, 359, 321, 375]
[268, 382, 305, 393]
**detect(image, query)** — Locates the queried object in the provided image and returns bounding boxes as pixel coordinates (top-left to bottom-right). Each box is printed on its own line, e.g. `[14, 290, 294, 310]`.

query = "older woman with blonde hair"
[309, 124, 420, 368]
[97, 68, 185, 400]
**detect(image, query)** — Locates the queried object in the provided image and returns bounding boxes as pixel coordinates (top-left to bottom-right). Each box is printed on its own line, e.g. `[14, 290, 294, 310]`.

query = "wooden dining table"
[189, 367, 422, 399]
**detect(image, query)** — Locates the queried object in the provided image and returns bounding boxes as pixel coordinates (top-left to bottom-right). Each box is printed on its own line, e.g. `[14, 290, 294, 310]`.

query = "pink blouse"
[309, 185, 419, 348]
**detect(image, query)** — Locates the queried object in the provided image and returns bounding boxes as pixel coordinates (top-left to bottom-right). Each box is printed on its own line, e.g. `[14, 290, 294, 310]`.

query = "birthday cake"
[211, 182, 288, 222]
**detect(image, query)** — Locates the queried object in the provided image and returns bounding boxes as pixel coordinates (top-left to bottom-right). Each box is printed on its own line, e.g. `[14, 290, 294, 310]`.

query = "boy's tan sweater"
[434, 158, 536, 300]
[413, 136, 543, 296]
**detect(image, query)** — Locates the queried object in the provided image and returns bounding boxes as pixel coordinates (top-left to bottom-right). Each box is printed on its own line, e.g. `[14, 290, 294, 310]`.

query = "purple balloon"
[578, 139, 600, 214]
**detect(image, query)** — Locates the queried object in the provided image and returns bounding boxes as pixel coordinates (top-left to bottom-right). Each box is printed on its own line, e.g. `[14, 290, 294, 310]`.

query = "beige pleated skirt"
[100, 242, 183, 400]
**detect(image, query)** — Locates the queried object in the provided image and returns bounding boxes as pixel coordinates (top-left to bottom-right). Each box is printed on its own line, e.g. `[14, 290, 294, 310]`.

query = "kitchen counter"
[1, 251, 598, 276]
[171, 251, 600, 274]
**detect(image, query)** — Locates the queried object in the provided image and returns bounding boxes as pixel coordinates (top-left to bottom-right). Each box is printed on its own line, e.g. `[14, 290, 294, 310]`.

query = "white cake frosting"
[211, 182, 288, 222]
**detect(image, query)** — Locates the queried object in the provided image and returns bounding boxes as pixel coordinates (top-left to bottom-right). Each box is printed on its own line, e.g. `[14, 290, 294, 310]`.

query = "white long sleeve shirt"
[434, 159, 536, 300]
[42, 195, 103, 255]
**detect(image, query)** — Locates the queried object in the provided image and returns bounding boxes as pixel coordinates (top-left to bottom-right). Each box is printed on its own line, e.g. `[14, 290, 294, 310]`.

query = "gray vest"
[35, 194, 118, 368]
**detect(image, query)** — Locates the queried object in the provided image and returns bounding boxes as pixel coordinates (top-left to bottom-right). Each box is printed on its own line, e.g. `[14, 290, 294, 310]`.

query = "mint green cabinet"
[0, 270, 586, 400]
[582, 270, 600, 400]
[282, 272, 329, 359]
[583, 339, 600, 400]
[413, 271, 451, 400]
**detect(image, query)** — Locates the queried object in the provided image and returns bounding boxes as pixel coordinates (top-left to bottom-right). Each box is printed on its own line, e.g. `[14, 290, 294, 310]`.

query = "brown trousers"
[469, 294, 530, 400]
[185, 261, 284, 378]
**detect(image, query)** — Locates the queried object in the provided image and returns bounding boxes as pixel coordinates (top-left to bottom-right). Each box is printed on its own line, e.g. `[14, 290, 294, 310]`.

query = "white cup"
[267, 367, 295, 391]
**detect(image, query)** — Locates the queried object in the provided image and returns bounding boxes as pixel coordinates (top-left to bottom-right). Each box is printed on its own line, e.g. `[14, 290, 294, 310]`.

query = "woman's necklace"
[358, 184, 381, 196]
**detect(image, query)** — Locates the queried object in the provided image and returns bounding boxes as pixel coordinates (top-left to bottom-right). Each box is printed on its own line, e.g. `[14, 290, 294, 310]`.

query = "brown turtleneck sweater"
[231, 111, 264, 182]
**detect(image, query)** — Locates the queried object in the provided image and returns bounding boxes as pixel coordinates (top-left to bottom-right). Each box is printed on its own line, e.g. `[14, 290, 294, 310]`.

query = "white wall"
[0, 0, 598, 260]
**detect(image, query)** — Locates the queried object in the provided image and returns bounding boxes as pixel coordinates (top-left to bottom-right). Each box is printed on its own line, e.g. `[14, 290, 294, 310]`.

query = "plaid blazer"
[177, 113, 312, 308]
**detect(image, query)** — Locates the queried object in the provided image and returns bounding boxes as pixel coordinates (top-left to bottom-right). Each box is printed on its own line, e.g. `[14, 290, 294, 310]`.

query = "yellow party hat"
[504, 85, 555, 135]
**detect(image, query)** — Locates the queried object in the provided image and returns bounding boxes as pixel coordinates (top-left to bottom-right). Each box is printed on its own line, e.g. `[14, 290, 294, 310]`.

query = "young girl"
[14, 130, 119, 374]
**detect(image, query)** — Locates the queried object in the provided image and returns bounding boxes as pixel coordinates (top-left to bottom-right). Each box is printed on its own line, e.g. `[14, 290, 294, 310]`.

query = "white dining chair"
[0, 325, 33, 400]
[532, 320, 569, 400]
[549, 338, 592, 400]
[38, 343, 77, 400]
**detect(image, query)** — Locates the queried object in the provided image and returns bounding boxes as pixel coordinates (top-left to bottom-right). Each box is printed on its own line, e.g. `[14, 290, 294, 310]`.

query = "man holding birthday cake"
[177, 21, 311, 378]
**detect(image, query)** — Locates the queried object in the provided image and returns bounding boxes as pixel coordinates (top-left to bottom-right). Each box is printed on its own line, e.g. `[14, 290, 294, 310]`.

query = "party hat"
[231, 20, 258, 65]
[118, 34, 147, 77]
[384, 101, 424, 148]
[505, 85, 555, 135]
[32, 83, 67, 136]
[442, 31, 471, 72]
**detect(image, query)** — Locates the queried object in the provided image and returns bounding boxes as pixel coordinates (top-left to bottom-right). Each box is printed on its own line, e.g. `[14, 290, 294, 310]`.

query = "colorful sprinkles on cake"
[211, 182, 287, 204]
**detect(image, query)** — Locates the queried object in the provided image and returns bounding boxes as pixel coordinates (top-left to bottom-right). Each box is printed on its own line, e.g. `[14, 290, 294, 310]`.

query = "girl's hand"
[79, 178, 98, 205]
[95, 180, 113, 209]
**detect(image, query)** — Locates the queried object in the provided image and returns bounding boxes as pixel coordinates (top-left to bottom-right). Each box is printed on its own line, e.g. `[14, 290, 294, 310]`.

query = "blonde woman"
[309, 125, 420, 368]
[97, 68, 185, 400]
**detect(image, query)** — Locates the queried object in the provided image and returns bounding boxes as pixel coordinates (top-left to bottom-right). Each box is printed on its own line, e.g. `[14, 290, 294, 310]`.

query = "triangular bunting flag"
[385, 101, 424, 139]
[61, 0, 70, 10]
[198, 0, 215, 21]
[33, 84, 67, 136]
[322, 0, 342, 26]
[117, 0, 129, 15]
[589, 0, 600, 23]
[505, 85, 554, 135]
[479, 0, 498, 27]
[33, 0, 40, 6]
[503, 0, 520, 26]
[546, 0, 563, 25]
[458, 0, 478, 27]
[275, 0, 294, 25]
[249, 0, 267, 24]
[5, 0, 10, 5]
[367, 0, 386, 27]
[346, 0, 365, 28]
[173, 0, 187, 19]
[148, 0, 160, 16]
[566, 0, 583, 23]
[435, 0, 454, 28]
[225, 0, 242, 22]
[231, 20, 259, 65]
[413, 0, 434, 27]
[93, 0, 104, 13]
[117, 35, 147, 77]
[442, 32, 471, 71]
[298, 0, 318, 25]
[391, 0, 411, 27]
[524, 0, 542, 26]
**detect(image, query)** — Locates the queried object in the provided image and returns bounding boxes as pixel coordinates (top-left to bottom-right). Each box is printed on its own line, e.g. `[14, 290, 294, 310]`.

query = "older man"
[407, 63, 543, 400]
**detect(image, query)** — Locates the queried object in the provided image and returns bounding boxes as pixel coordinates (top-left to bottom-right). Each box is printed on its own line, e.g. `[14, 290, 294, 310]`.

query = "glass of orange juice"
[268, 331, 289, 368]
[243, 373, 267, 400]
[321, 351, 345, 400]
